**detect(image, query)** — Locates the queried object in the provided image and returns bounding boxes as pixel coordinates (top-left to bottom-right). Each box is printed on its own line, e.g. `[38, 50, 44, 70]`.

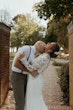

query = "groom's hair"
[34, 41, 45, 45]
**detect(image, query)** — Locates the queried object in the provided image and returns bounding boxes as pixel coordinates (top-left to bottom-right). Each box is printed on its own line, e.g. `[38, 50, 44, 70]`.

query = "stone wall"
[67, 21, 73, 108]
[0, 23, 11, 107]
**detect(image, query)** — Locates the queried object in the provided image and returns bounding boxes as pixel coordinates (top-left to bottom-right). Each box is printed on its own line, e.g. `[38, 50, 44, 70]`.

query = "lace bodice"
[20, 53, 50, 74]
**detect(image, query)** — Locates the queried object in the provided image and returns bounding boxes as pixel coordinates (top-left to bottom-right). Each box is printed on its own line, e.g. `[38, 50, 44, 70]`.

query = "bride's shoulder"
[41, 53, 50, 58]
[37, 53, 50, 60]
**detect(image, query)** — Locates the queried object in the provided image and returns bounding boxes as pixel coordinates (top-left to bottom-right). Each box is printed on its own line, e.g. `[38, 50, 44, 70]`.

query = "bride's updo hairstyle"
[47, 42, 60, 58]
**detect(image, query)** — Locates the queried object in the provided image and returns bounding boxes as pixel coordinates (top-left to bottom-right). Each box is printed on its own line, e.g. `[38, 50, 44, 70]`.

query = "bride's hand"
[31, 70, 39, 78]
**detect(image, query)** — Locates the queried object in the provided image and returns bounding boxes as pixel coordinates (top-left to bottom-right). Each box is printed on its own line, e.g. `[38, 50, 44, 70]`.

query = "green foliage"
[10, 52, 15, 60]
[53, 59, 69, 66]
[56, 63, 69, 105]
[34, 0, 73, 20]
[53, 60, 63, 66]
[45, 34, 57, 43]
[10, 14, 43, 49]
[9, 52, 15, 72]
[45, 19, 68, 47]
[24, 31, 43, 45]
[34, 0, 73, 48]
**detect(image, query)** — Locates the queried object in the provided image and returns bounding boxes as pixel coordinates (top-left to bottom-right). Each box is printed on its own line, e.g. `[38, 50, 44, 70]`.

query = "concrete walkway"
[1, 61, 72, 110]
[43, 61, 63, 106]
[43, 61, 72, 110]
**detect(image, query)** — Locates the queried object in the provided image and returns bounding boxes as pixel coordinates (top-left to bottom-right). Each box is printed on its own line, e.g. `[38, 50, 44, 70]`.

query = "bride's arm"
[18, 53, 50, 73]
[32, 54, 50, 72]
[17, 53, 37, 72]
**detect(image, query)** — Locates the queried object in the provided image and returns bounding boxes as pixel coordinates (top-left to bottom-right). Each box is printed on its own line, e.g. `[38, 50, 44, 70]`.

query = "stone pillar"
[67, 21, 73, 108]
[0, 23, 11, 107]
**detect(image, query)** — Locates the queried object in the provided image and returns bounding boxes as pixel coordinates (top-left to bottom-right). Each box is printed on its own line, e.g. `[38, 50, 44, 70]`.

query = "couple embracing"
[10, 41, 60, 110]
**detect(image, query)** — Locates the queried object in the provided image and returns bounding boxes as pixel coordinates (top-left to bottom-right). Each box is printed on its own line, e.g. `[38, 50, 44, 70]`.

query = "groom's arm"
[14, 56, 39, 77]
[14, 57, 29, 72]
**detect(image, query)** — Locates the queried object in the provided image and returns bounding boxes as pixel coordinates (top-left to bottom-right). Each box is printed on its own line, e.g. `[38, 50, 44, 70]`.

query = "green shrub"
[57, 63, 69, 105]
[53, 58, 69, 66]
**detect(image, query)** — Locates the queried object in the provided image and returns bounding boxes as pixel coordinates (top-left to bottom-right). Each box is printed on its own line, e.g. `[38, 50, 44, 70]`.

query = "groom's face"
[39, 43, 46, 53]
[45, 43, 53, 53]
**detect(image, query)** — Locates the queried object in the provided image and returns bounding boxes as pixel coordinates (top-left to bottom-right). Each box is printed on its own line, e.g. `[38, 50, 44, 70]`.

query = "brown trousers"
[10, 71, 27, 110]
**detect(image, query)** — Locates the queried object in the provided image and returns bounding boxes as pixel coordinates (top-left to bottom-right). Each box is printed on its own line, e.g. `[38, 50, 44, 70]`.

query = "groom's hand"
[31, 70, 39, 78]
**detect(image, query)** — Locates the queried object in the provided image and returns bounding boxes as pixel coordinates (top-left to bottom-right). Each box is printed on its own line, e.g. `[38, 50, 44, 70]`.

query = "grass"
[10, 52, 16, 60]
[9, 52, 15, 72]
[56, 67, 61, 77]
[9, 60, 13, 73]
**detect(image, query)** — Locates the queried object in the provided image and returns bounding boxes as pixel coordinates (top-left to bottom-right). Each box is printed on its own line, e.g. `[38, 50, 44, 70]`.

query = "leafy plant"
[56, 63, 69, 105]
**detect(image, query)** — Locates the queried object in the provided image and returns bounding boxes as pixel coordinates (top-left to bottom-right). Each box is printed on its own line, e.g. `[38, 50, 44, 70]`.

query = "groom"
[10, 41, 46, 110]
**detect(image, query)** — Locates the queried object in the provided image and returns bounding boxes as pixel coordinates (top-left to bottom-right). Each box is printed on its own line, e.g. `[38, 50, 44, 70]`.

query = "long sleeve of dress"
[20, 53, 50, 73]
[20, 56, 36, 72]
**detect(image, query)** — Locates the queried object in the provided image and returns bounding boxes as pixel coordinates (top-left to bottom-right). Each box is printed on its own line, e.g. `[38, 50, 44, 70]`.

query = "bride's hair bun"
[49, 52, 57, 58]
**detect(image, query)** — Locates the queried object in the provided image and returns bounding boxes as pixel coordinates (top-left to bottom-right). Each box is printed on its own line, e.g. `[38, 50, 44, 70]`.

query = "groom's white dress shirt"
[12, 45, 36, 74]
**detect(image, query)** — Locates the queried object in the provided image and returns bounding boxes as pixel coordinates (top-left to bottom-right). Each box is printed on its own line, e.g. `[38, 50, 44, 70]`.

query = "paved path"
[1, 61, 72, 110]
[42, 61, 72, 110]
[43, 61, 63, 107]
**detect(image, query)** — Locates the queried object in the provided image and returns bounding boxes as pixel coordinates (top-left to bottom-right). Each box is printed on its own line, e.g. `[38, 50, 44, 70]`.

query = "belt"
[12, 71, 27, 76]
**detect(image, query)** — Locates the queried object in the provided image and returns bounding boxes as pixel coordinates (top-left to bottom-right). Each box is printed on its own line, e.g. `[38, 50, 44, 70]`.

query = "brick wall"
[67, 21, 73, 108]
[0, 23, 11, 107]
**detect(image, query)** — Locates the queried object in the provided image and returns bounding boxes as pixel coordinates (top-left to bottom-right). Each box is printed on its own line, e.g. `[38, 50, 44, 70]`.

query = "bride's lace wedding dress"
[20, 53, 50, 110]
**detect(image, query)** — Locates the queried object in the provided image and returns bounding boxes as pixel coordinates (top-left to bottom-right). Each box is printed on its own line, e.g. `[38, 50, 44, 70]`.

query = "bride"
[18, 42, 60, 110]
